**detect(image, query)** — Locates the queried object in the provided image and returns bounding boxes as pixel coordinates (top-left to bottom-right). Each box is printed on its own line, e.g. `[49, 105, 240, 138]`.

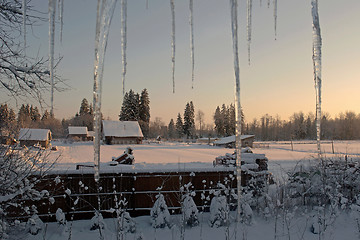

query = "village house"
[67, 126, 93, 141]
[102, 120, 143, 145]
[18, 128, 52, 148]
[213, 134, 255, 148]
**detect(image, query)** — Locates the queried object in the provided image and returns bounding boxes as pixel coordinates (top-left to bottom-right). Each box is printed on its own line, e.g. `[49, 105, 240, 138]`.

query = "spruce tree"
[79, 98, 90, 116]
[168, 119, 175, 139]
[183, 102, 195, 139]
[119, 89, 139, 121]
[176, 113, 183, 139]
[139, 89, 150, 138]
[214, 106, 224, 137]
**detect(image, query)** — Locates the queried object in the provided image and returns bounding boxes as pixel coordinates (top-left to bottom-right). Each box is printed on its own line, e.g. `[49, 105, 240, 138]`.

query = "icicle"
[311, 0, 322, 159]
[246, 0, 252, 65]
[121, 0, 127, 96]
[229, 0, 242, 220]
[189, 0, 194, 89]
[260, 0, 262, 7]
[267, 0, 270, 8]
[170, 0, 175, 93]
[58, 0, 64, 42]
[273, 0, 277, 40]
[93, 0, 117, 183]
[146, 0, 149, 9]
[48, 0, 56, 116]
[22, 0, 26, 51]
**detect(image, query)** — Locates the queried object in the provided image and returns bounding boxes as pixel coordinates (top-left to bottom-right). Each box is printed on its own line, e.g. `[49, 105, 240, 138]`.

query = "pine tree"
[176, 113, 184, 139]
[41, 110, 51, 121]
[0, 104, 10, 129]
[139, 89, 150, 138]
[168, 119, 175, 139]
[30, 106, 41, 122]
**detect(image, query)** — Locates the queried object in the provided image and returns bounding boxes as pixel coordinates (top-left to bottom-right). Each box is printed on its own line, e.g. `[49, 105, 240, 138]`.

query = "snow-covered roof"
[213, 135, 255, 145]
[18, 128, 51, 141]
[68, 126, 88, 135]
[102, 120, 143, 138]
[87, 131, 95, 137]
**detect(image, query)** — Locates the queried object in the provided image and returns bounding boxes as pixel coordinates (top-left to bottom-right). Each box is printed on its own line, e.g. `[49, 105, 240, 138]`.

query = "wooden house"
[213, 135, 255, 148]
[18, 128, 52, 148]
[68, 126, 91, 141]
[102, 120, 143, 145]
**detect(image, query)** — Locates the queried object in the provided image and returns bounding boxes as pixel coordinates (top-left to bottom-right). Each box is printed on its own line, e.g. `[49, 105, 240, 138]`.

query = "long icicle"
[247, 0, 252, 65]
[93, 0, 117, 184]
[189, 0, 194, 89]
[273, 0, 277, 40]
[230, 0, 242, 222]
[58, 0, 64, 42]
[121, 0, 127, 96]
[267, 0, 270, 8]
[48, 0, 56, 116]
[22, 0, 26, 51]
[311, 0, 322, 160]
[170, 0, 175, 93]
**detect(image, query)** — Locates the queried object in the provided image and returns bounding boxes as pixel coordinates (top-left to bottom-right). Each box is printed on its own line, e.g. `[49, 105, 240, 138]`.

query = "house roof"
[18, 128, 51, 141]
[68, 126, 88, 135]
[102, 120, 143, 138]
[213, 135, 255, 145]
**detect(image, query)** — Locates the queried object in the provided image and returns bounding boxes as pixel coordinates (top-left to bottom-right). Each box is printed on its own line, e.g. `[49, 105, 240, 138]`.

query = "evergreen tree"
[79, 98, 90, 116]
[183, 102, 195, 139]
[41, 110, 51, 122]
[176, 113, 184, 138]
[139, 89, 150, 138]
[0, 104, 9, 129]
[214, 106, 224, 137]
[168, 119, 175, 139]
[119, 89, 140, 121]
[30, 106, 41, 122]
[18, 104, 31, 128]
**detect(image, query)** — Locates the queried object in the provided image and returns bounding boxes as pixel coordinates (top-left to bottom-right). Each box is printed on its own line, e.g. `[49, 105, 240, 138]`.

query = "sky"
[2, 0, 360, 126]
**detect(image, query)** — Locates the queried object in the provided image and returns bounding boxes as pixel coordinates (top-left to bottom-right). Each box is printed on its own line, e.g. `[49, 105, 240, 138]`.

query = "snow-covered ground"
[50, 140, 360, 180]
[10, 140, 360, 240]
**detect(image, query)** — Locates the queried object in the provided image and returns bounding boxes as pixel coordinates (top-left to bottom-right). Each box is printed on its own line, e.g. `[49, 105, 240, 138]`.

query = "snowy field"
[10, 140, 360, 240]
[50, 140, 360, 180]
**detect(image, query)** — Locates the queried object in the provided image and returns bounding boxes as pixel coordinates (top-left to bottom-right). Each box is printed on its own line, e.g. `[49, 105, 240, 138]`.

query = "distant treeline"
[244, 111, 360, 141]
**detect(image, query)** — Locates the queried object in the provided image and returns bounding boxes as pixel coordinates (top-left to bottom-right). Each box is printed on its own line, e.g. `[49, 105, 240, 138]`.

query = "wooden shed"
[102, 120, 143, 145]
[18, 128, 52, 148]
[213, 135, 255, 148]
[68, 126, 91, 141]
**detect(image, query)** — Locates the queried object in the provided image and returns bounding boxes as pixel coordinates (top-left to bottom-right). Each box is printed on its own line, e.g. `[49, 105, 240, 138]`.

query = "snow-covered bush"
[56, 208, 66, 225]
[150, 193, 171, 228]
[90, 211, 105, 230]
[117, 211, 136, 233]
[209, 195, 229, 227]
[26, 214, 44, 235]
[0, 145, 57, 237]
[182, 194, 199, 227]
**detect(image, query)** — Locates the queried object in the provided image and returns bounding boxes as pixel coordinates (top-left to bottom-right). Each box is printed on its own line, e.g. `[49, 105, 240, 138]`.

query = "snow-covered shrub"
[209, 195, 229, 227]
[180, 182, 199, 227]
[182, 194, 199, 227]
[26, 214, 44, 235]
[117, 211, 136, 233]
[150, 193, 171, 228]
[0, 145, 57, 237]
[56, 208, 66, 225]
[90, 211, 105, 230]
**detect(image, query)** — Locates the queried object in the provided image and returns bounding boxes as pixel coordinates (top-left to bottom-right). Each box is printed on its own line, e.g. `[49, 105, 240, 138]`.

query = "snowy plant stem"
[48, 0, 56, 116]
[189, 0, 194, 89]
[273, 0, 277, 40]
[93, 0, 117, 183]
[311, 0, 322, 160]
[22, 0, 26, 51]
[121, 0, 127, 96]
[230, 0, 242, 220]
[170, 0, 175, 93]
[247, 0, 252, 65]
